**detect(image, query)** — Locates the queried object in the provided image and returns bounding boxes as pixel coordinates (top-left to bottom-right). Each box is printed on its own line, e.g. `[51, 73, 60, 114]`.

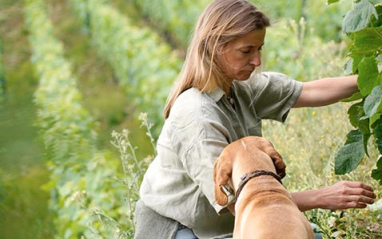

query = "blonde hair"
[164, 0, 270, 118]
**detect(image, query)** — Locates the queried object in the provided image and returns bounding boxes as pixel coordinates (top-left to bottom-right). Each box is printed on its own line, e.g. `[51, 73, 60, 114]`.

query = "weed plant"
[108, 113, 154, 237]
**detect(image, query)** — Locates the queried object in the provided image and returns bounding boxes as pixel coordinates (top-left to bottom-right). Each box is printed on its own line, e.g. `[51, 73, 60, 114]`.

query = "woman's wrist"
[291, 189, 323, 212]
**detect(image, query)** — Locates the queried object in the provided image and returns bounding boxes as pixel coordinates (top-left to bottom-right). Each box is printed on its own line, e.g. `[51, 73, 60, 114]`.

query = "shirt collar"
[207, 87, 226, 103]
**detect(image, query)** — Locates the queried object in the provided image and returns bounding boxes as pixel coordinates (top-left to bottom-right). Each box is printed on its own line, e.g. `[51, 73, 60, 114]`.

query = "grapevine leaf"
[327, 0, 340, 4]
[353, 27, 382, 55]
[350, 54, 364, 73]
[376, 138, 382, 154]
[371, 157, 382, 184]
[370, 112, 381, 126]
[370, 5, 382, 27]
[358, 56, 380, 96]
[344, 58, 353, 75]
[363, 85, 382, 118]
[335, 129, 365, 175]
[343, 0, 378, 33]
[342, 92, 363, 102]
[348, 101, 364, 127]
[374, 119, 382, 137]
[358, 118, 371, 156]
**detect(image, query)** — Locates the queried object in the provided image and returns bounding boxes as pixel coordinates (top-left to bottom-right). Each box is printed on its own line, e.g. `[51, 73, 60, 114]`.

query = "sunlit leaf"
[327, 0, 340, 4]
[353, 27, 382, 55]
[343, 0, 378, 33]
[363, 85, 382, 118]
[358, 56, 380, 96]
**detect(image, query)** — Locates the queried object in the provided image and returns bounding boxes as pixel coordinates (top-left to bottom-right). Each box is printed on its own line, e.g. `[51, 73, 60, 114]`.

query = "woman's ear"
[213, 155, 233, 206]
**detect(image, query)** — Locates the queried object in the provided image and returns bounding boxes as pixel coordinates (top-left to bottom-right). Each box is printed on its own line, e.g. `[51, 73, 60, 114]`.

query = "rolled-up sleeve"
[246, 72, 303, 122]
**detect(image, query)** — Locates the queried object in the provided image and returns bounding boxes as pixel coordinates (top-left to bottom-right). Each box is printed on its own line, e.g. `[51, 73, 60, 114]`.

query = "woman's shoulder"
[168, 87, 225, 127]
[243, 71, 294, 84]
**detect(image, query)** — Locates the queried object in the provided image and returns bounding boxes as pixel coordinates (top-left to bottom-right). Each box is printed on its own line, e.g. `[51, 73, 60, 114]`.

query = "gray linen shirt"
[140, 72, 303, 238]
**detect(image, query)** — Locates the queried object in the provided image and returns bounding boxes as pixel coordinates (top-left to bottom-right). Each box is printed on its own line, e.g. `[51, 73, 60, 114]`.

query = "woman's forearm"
[291, 190, 321, 212]
[293, 75, 359, 108]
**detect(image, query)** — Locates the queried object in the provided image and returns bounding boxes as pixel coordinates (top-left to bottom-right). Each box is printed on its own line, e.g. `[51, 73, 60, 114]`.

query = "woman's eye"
[240, 49, 251, 54]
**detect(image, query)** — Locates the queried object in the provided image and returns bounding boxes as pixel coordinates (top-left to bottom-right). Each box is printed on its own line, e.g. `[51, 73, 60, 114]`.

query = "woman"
[134, 0, 376, 238]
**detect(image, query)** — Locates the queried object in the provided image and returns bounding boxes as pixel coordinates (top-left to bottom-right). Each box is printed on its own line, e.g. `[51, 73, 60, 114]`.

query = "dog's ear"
[253, 137, 286, 179]
[265, 147, 286, 179]
[213, 154, 233, 206]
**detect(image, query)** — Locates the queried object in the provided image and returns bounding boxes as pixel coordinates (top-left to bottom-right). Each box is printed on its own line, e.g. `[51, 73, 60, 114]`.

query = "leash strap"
[235, 170, 283, 200]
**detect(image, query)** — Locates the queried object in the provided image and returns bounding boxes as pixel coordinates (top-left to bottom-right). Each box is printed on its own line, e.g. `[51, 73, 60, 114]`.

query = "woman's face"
[218, 28, 266, 83]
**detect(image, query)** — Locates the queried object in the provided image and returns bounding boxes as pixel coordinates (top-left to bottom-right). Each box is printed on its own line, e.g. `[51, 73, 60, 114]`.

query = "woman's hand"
[291, 180, 376, 212]
[317, 181, 376, 210]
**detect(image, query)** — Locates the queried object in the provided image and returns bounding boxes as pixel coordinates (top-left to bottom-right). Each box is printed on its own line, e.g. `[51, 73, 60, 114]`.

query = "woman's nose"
[250, 52, 261, 67]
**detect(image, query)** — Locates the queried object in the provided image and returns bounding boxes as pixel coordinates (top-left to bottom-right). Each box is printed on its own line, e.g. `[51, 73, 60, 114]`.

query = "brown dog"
[213, 136, 314, 239]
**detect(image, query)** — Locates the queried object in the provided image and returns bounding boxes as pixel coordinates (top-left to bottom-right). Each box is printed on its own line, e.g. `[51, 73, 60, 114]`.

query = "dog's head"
[241, 136, 286, 178]
[213, 136, 286, 206]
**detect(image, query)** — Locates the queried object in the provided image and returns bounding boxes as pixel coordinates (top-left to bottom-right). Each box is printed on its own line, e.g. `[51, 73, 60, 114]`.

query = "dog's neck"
[231, 157, 287, 207]
[234, 174, 290, 212]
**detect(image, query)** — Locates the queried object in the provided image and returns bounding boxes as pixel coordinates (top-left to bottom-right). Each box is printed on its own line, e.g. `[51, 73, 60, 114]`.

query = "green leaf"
[358, 118, 371, 156]
[341, 92, 363, 102]
[363, 85, 382, 118]
[370, 5, 382, 27]
[371, 157, 382, 184]
[344, 58, 353, 75]
[343, 0, 378, 33]
[377, 138, 382, 155]
[351, 54, 364, 73]
[358, 56, 380, 96]
[353, 27, 382, 55]
[327, 0, 340, 4]
[374, 119, 382, 135]
[370, 112, 381, 126]
[348, 101, 364, 127]
[335, 129, 365, 175]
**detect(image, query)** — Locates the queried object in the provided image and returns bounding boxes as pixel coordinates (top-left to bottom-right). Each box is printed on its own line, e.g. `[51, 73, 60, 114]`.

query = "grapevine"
[23, 0, 133, 237]
[69, 0, 182, 133]
[330, 0, 382, 184]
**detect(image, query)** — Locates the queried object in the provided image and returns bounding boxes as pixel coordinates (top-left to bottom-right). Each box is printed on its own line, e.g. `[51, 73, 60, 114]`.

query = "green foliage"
[0, 38, 5, 102]
[335, 129, 365, 174]
[23, 0, 144, 237]
[126, 0, 209, 48]
[342, 0, 378, 33]
[333, 0, 382, 184]
[264, 18, 348, 81]
[69, 0, 182, 134]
